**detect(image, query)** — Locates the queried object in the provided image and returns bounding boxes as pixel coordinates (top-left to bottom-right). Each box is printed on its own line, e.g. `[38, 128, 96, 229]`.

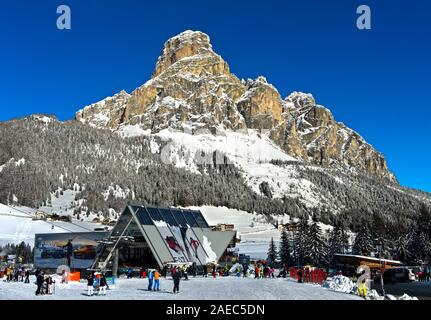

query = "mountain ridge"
[75, 30, 396, 183]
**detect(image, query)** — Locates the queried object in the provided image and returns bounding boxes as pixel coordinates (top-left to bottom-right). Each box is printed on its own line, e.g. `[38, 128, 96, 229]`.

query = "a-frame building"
[93, 205, 237, 270]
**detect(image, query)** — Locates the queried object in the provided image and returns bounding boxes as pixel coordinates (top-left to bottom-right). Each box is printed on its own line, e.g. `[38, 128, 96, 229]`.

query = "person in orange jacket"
[153, 270, 161, 291]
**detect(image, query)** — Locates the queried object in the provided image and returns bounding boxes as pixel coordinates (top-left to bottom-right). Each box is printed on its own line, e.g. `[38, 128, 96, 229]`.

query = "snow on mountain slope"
[38, 189, 79, 217]
[120, 126, 324, 208]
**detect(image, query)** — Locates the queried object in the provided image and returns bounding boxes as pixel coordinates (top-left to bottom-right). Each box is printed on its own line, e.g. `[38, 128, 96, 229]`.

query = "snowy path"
[0, 277, 362, 300]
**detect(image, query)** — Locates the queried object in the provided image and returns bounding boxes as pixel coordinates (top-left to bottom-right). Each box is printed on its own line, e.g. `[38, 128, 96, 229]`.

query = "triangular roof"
[108, 205, 236, 268]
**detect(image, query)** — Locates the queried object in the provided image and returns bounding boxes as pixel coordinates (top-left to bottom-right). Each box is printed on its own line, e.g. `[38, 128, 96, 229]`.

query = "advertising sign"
[34, 232, 109, 269]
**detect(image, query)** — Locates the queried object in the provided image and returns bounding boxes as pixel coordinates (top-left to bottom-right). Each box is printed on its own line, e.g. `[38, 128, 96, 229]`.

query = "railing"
[289, 267, 327, 285]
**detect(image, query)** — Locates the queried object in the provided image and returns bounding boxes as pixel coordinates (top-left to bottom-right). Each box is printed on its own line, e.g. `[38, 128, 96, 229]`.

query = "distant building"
[277, 222, 299, 232]
[211, 224, 235, 232]
[32, 210, 48, 221]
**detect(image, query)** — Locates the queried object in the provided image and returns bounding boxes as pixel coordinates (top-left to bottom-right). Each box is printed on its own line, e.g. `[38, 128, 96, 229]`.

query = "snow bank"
[322, 275, 355, 294]
[323, 276, 420, 301]
[398, 294, 419, 301]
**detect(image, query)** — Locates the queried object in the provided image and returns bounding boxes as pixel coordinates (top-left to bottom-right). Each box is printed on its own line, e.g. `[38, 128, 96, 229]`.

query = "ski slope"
[192, 206, 282, 259]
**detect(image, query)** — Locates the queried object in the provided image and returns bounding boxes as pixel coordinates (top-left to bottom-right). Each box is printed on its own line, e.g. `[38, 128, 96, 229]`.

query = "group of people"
[417, 268, 431, 282]
[146, 269, 161, 291]
[202, 264, 230, 278]
[86, 272, 109, 296]
[254, 264, 276, 279]
[1, 266, 30, 283]
[139, 266, 186, 293]
[35, 268, 55, 296]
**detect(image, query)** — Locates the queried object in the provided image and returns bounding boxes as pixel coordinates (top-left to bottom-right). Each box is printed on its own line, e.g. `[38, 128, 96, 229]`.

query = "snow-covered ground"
[38, 189, 79, 217]
[0, 276, 362, 300]
[191, 206, 281, 259]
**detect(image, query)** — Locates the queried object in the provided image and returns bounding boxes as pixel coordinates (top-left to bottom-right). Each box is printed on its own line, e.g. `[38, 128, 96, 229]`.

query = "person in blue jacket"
[147, 269, 154, 291]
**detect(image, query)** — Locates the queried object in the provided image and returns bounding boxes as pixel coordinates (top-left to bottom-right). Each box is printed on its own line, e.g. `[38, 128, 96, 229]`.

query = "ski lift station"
[34, 205, 238, 275]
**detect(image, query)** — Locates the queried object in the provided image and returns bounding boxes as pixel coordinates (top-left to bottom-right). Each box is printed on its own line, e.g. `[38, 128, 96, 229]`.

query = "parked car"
[406, 268, 417, 282]
[383, 267, 416, 284]
[73, 245, 97, 259]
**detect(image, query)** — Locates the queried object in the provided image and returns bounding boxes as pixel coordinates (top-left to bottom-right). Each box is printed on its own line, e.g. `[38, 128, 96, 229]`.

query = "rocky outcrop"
[283, 92, 396, 182]
[76, 90, 130, 129]
[75, 30, 396, 183]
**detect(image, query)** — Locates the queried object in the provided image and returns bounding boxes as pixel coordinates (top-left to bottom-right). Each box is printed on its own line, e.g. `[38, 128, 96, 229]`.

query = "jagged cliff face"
[76, 30, 396, 183]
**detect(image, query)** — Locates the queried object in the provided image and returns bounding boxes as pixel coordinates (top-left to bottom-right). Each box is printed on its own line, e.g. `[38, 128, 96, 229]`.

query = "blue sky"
[0, 0, 430, 192]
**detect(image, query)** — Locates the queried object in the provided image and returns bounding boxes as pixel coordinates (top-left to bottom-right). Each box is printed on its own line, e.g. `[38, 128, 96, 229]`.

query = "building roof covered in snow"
[334, 254, 403, 269]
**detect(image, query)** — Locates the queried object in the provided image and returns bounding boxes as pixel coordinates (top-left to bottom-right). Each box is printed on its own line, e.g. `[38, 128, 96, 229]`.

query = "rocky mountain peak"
[75, 30, 397, 183]
[153, 30, 214, 78]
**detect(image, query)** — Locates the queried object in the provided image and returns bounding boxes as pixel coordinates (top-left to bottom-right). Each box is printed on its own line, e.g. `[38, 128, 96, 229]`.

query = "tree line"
[271, 204, 431, 267]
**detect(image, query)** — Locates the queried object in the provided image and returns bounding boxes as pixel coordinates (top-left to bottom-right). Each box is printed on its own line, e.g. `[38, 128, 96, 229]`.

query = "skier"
[183, 266, 189, 280]
[35, 271, 44, 296]
[224, 265, 229, 277]
[87, 273, 95, 297]
[297, 268, 303, 283]
[153, 270, 161, 291]
[254, 265, 259, 279]
[147, 269, 154, 291]
[236, 266, 241, 277]
[212, 265, 217, 278]
[173, 268, 181, 294]
[6, 267, 12, 282]
[162, 265, 168, 278]
[13, 268, 19, 282]
[98, 274, 107, 296]
[127, 267, 133, 279]
[20, 268, 25, 282]
[259, 266, 264, 279]
[203, 264, 208, 277]
[46, 276, 53, 295]
[242, 265, 248, 278]
[24, 269, 30, 283]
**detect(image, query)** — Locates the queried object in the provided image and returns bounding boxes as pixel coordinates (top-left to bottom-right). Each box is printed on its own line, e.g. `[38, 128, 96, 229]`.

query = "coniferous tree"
[353, 224, 374, 256]
[409, 230, 431, 264]
[267, 237, 278, 264]
[279, 228, 293, 266]
[308, 219, 328, 267]
[297, 216, 311, 265]
[328, 223, 349, 267]
[392, 232, 413, 264]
